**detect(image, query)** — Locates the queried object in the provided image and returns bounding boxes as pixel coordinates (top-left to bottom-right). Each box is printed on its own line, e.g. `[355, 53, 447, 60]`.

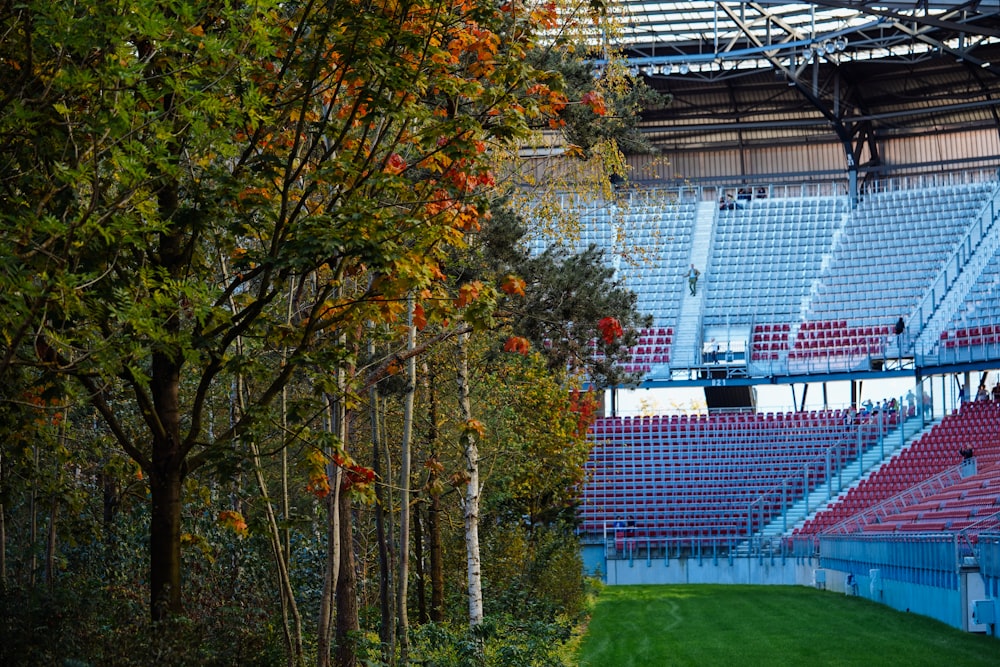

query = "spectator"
[905, 390, 916, 417]
[756, 186, 768, 199]
[687, 264, 700, 296]
[845, 404, 857, 425]
[976, 384, 989, 401]
[959, 446, 974, 460]
[992, 382, 1000, 402]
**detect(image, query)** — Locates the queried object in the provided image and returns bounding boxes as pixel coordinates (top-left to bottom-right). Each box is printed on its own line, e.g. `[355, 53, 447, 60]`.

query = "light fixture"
[824, 40, 835, 55]
[835, 37, 848, 51]
[679, 62, 690, 75]
[982, 61, 991, 68]
[664, 63, 673, 75]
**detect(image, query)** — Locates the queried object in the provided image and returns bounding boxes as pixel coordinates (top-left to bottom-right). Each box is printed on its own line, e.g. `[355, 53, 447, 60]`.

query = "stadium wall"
[585, 543, 994, 634]
[628, 141, 846, 183]
[626, 128, 1000, 186]
[600, 552, 808, 586]
[881, 127, 1000, 169]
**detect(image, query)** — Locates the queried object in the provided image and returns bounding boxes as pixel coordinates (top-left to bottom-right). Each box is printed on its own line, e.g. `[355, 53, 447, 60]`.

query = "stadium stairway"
[672, 201, 717, 367]
[757, 414, 935, 540]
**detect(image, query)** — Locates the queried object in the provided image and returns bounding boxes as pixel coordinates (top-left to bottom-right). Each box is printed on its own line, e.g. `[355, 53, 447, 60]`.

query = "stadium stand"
[705, 197, 845, 329]
[797, 400, 1000, 536]
[571, 179, 1000, 560]
[580, 408, 896, 549]
[567, 0, 1000, 634]
[542, 178, 999, 378]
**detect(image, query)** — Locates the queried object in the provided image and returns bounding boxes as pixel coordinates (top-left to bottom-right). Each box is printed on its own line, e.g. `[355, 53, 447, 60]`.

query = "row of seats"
[536, 180, 998, 375]
[579, 409, 890, 537]
[796, 401, 1000, 535]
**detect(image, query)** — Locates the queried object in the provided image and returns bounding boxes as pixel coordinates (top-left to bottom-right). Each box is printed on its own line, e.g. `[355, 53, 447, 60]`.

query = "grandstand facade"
[555, 1, 1000, 636]
[569, 175, 1000, 634]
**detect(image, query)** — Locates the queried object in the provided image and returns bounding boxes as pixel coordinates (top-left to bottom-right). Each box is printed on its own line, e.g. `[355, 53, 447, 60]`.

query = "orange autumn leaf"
[385, 152, 407, 175]
[581, 90, 607, 116]
[503, 336, 531, 355]
[465, 418, 486, 438]
[306, 473, 331, 498]
[428, 263, 447, 281]
[413, 302, 427, 329]
[598, 316, 624, 344]
[501, 274, 526, 296]
[218, 510, 249, 537]
[455, 281, 482, 308]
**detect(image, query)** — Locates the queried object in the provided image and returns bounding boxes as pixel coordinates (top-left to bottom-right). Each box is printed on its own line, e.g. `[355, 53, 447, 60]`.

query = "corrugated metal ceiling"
[608, 2, 1000, 156]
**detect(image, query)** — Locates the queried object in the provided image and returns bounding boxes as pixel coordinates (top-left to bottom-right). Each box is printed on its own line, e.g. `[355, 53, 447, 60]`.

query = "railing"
[957, 508, 1000, 562]
[819, 462, 974, 536]
[911, 182, 1000, 354]
[598, 524, 802, 562]
[744, 408, 931, 543]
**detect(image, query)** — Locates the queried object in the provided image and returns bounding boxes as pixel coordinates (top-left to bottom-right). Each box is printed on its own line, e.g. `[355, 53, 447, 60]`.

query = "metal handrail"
[819, 463, 971, 536]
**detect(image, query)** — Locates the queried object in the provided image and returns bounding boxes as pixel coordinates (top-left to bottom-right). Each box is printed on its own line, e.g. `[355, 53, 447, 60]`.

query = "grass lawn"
[575, 585, 999, 666]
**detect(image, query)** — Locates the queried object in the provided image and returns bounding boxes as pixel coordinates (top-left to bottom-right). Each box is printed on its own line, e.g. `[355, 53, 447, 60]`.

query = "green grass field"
[575, 585, 999, 666]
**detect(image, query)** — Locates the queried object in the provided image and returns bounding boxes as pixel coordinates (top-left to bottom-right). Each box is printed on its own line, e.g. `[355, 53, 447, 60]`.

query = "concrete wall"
[589, 550, 989, 635]
[604, 553, 812, 587]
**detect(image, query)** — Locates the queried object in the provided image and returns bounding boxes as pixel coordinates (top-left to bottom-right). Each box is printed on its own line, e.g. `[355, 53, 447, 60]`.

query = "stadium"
[560, 1, 1000, 635]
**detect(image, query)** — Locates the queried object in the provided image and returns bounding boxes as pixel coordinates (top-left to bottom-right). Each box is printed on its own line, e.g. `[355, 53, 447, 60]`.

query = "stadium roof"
[600, 2, 1000, 159]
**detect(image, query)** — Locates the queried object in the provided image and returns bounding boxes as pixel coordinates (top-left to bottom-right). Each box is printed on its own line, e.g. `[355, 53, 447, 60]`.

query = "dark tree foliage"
[482, 206, 652, 389]
[530, 50, 669, 158]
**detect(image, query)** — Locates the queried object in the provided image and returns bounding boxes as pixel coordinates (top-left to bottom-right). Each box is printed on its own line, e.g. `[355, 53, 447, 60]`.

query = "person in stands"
[992, 382, 1000, 402]
[687, 264, 700, 296]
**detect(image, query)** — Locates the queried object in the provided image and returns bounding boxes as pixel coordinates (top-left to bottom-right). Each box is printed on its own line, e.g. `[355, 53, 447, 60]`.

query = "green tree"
[0, 0, 582, 630]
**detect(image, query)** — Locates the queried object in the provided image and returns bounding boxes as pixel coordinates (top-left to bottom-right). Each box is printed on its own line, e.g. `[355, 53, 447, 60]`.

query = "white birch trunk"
[456, 331, 483, 626]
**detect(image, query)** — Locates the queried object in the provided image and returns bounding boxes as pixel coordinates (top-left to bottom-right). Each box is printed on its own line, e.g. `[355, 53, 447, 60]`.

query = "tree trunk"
[316, 469, 341, 667]
[334, 487, 360, 667]
[1, 449, 6, 587]
[397, 298, 415, 660]
[424, 362, 444, 623]
[45, 500, 58, 589]
[28, 445, 37, 587]
[456, 332, 483, 627]
[318, 386, 346, 667]
[149, 463, 183, 619]
[249, 436, 304, 666]
[371, 388, 394, 663]
[0, 497, 5, 587]
[414, 506, 426, 625]
[429, 491, 444, 623]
